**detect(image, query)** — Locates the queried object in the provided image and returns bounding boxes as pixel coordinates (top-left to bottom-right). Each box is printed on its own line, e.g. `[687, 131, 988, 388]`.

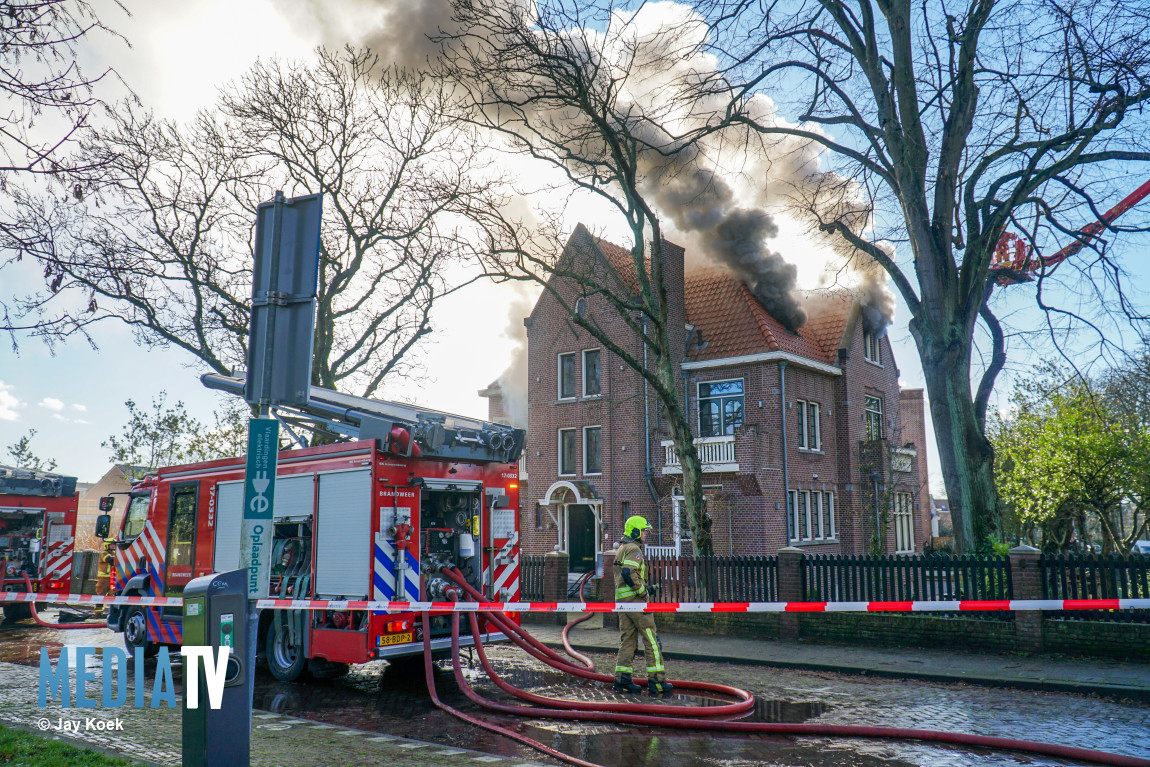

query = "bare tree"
[700, 0, 1150, 551]
[0, 0, 123, 177]
[438, 1, 734, 553]
[0, 0, 126, 343]
[2, 48, 496, 396]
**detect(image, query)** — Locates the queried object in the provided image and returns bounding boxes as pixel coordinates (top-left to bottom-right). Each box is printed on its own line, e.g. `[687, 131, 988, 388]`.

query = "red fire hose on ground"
[21, 574, 106, 630]
[425, 568, 1150, 767]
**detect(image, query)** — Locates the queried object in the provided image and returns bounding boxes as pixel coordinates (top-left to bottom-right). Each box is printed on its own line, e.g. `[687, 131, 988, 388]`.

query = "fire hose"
[22, 574, 106, 630]
[431, 568, 1150, 767]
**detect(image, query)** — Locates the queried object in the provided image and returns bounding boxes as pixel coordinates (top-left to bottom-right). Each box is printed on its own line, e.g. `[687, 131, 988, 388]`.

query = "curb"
[545, 639, 1150, 703]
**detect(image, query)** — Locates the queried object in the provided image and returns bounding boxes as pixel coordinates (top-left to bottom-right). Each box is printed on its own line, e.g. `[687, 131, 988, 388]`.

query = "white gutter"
[682, 350, 842, 376]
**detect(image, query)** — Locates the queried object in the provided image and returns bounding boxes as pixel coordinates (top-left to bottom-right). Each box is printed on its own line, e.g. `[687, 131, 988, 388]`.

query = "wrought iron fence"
[645, 555, 778, 602]
[1040, 553, 1150, 623]
[520, 555, 546, 601]
[804, 554, 1014, 620]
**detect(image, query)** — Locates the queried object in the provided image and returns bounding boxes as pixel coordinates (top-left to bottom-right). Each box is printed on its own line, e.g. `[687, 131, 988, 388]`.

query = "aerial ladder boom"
[201, 373, 525, 463]
[990, 176, 1150, 285]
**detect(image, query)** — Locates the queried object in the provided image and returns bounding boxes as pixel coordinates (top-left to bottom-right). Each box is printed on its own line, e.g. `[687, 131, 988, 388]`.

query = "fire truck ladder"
[990, 176, 1150, 285]
[200, 373, 525, 464]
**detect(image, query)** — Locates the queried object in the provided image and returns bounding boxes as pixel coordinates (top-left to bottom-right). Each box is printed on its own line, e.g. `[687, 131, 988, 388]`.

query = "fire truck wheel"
[266, 624, 308, 682]
[122, 608, 158, 658]
[3, 604, 31, 622]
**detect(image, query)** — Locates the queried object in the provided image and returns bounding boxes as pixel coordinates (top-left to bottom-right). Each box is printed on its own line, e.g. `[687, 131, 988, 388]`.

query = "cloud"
[71, 404, 87, 413]
[0, 382, 22, 421]
[39, 398, 65, 411]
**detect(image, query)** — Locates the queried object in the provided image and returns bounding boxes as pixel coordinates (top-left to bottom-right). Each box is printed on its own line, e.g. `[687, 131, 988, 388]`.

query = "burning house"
[481, 224, 930, 572]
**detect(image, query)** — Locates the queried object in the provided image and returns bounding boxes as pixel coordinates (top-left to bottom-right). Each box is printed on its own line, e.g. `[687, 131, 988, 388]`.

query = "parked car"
[1132, 540, 1150, 555]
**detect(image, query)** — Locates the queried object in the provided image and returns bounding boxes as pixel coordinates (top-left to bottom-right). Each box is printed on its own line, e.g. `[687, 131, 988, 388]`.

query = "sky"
[4, 0, 1145, 496]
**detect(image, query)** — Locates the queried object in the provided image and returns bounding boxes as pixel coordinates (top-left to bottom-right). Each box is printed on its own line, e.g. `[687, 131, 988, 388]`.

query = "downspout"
[779, 361, 789, 541]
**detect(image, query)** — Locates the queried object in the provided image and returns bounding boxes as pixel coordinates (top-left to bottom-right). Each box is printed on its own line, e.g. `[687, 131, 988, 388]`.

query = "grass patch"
[0, 723, 141, 766]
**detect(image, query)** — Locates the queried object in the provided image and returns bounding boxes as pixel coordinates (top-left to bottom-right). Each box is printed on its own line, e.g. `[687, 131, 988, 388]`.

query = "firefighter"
[613, 515, 673, 695]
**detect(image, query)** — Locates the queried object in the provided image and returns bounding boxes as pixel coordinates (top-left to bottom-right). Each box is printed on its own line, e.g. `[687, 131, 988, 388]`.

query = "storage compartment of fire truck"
[0, 508, 66, 621]
[0, 509, 44, 578]
[420, 482, 483, 638]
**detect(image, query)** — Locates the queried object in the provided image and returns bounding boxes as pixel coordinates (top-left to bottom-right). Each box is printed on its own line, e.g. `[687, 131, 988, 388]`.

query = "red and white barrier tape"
[0, 592, 182, 607]
[3, 592, 1148, 612]
[253, 598, 1150, 613]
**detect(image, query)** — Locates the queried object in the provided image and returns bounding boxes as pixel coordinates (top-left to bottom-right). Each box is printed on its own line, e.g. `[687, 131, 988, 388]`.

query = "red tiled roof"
[590, 234, 649, 294]
[557, 228, 854, 368]
[685, 269, 852, 367]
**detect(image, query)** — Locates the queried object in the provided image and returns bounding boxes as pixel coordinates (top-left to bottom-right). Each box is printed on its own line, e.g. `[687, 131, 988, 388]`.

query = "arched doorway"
[538, 480, 602, 574]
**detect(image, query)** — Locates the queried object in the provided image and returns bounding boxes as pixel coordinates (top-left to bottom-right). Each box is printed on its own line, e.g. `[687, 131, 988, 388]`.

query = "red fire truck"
[0, 466, 79, 622]
[105, 374, 524, 681]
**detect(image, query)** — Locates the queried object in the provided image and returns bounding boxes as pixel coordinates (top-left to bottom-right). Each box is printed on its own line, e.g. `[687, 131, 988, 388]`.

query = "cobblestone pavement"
[2, 618, 1149, 767]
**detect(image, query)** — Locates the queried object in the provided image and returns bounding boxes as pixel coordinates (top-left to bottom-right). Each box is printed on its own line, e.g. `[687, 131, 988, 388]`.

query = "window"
[583, 349, 601, 396]
[894, 492, 915, 553]
[535, 503, 544, 529]
[558, 428, 577, 475]
[797, 401, 807, 449]
[864, 331, 882, 364]
[788, 490, 836, 542]
[805, 492, 814, 540]
[558, 353, 576, 399]
[864, 396, 884, 440]
[574, 297, 587, 316]
[824, 493, 836, 540]
[796, 399, 821, 450]
[122, 495, 150, 539]
[583, 426, 602, 474]
[698, 379, 744, 437]
[166, 485, 197, 569]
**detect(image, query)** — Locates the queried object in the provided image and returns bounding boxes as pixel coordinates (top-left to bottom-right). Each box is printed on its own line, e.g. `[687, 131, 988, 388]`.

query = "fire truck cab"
[106, 375, 524, 681]
[0, 466, 78, 622]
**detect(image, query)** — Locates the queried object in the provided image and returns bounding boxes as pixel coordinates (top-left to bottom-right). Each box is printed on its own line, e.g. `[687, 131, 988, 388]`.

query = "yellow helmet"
[624, 515, 651, 540]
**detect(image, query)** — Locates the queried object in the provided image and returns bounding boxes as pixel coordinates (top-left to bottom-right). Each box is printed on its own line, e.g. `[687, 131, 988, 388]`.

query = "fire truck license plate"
[378, 632, 413, 647]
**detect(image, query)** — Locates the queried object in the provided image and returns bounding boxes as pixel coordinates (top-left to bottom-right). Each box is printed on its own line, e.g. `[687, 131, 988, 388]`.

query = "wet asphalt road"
[2, 615, 1149, 767]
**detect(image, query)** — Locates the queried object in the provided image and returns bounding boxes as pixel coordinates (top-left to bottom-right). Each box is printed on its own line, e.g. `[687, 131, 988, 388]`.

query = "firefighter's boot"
[613, 674, 642, 694]
[648, 679, 674, 695]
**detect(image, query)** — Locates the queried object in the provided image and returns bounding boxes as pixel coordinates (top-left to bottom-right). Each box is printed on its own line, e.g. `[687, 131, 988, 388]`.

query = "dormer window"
[863, 331, 882, 365]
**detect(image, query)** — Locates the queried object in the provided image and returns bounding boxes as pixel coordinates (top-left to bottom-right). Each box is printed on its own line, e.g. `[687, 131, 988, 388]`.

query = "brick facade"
[481, 225, 932, 569]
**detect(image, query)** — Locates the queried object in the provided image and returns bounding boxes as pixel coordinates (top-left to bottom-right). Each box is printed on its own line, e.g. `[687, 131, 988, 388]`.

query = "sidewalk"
[527, 622, 1150, 701]
[0, 660, 553, 767]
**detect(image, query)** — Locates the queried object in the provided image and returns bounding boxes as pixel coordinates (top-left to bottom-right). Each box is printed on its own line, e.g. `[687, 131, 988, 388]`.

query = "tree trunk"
[667, 405, 711, 555]
[648, 311, 711, 556]
[919, 343, 999, 553]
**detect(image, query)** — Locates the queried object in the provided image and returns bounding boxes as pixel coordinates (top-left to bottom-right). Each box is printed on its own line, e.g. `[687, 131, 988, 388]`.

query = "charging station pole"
[181, 191, 321, 766]
[182, 570, 250, 767]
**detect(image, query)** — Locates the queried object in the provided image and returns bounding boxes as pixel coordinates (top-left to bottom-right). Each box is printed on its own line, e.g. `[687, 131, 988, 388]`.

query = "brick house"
[481, 224, 931, 572]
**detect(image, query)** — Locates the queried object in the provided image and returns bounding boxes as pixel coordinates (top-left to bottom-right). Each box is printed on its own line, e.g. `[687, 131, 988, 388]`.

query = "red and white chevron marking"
[113, 521, 166, 588]
[0, 592, 182, 607]
[41, 539, 74, 578]
[4, 594, 1148, 611]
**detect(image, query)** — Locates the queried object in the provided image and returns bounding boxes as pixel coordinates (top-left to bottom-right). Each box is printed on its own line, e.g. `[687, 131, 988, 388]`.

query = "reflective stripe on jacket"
[613, 539, 647, 601]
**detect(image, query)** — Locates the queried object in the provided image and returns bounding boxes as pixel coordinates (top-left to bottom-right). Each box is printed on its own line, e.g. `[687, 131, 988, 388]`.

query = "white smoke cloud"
[494, 284, 538, 429]
[0, 381, 22, 421]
